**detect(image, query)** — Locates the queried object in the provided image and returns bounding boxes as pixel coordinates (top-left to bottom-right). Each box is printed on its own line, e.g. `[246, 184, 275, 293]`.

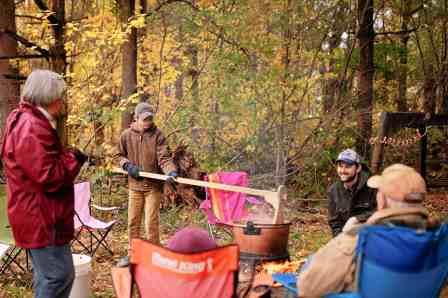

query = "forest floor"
[0, 186, 447, 298]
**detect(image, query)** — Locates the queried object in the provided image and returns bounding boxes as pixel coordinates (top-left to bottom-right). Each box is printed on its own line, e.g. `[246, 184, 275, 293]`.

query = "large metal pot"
[231, 221, 291, 260]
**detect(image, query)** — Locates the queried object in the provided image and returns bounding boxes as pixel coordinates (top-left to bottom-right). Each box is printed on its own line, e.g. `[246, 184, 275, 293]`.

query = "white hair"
[385, 197, 421, 209]
[21, 69, 66, 106]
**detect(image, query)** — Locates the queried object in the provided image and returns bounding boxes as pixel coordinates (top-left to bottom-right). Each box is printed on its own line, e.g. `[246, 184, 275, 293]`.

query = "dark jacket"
[118, 123, 176, 192]
[327, 170, 377, 237]
[1, 102, 82, 248]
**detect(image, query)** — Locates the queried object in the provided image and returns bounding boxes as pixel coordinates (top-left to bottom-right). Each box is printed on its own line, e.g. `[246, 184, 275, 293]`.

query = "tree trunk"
[423, 64, 436, 114]
[355, 0, 374, 159]
[275, 0, 292, 186]
[441, 64, 448, 113]
[321, 2, 349, 114]
[50, 0, 68, 144]
[188, 45, 199, 127]
[34, 0, 68, 143]
[321, 63, 339, 114]
[397, 1, 410, 112]
[0, 0, 20, 135]
[173, 14, 184, 102]
[321, 38, 339, 114]
[440, 0, 448, 113]
[119, 0, 137, 131]
[49, 0, 66, 74]
[175, 73, 184, 101]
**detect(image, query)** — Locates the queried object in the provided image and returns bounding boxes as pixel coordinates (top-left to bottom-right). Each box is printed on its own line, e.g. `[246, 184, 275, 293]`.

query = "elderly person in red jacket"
[1, 69, 87, 298]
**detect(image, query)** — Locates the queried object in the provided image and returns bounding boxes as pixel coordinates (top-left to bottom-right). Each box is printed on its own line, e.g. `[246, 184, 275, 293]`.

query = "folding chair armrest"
[324, 293, 360, 298]
[91, 204, 121, 212]
[0, 243, 10, 258]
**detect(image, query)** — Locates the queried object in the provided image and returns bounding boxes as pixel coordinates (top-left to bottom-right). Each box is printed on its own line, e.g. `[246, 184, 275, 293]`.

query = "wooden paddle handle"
[113, 167, 283, 224]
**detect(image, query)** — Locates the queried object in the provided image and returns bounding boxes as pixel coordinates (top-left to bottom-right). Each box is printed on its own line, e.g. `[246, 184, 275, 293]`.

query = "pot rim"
[229, 220, 291, 228]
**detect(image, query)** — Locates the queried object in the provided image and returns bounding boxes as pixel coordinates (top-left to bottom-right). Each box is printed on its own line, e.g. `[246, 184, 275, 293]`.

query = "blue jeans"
[29, 244, 75, 298]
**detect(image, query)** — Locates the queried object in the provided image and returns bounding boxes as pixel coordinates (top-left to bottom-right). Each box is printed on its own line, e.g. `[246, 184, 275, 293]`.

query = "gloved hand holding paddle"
[166, 171, 178, 191]
[123, 162, 141, 180]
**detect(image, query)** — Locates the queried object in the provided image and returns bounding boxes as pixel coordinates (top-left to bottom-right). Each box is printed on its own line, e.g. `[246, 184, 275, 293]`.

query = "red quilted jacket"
[1, 102, 82, 248]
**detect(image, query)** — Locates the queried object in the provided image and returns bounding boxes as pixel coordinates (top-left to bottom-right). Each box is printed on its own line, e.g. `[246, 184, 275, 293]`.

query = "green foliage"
[374, 42, 407, 80]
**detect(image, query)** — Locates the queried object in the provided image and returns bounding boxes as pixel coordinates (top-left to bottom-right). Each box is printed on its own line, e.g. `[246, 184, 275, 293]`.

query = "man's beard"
[340, 172, 357, 184]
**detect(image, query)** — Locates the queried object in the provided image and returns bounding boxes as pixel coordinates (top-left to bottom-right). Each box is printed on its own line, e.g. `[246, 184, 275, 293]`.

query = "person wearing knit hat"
[297, 164, 439, 297]
[166, 227, 217, 253]
[327, 149, 377, 237]
[117, 102, 178, 267]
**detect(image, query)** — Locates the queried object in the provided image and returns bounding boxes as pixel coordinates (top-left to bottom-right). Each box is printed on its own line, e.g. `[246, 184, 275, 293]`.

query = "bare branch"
[15, 14, 45, 20]
[147, 0, 252, 59]
[166, 126, 192, 139]
[375, 28, 418, 36]
[1, 29, 50, 59]
[154, 0, 199, 12]
[33, 0, 61, 26]
[2, 73, 27, 81]
[0, 54, 49, 60]
[407, 4, 424, 17]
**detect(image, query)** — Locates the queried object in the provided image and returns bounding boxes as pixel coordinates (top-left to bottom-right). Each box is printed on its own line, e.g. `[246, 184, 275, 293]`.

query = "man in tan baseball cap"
[116, 102, 178, 267]
[367, 164, 426, 205]
[297, 164, 439, 297]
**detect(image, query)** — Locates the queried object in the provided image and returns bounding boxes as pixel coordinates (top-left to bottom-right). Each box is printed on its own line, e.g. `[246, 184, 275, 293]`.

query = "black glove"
[73, 149, 88, 165]
[86, 155, 97, 166]
[123, 162, 141, 179]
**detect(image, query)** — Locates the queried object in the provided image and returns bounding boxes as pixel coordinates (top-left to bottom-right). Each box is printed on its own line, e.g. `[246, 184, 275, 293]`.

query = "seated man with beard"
[327, 149, 377, 236]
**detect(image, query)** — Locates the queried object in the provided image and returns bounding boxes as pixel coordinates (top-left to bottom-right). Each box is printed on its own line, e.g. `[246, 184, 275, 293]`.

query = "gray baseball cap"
[134, 102, 154, 120]
[336, 149, 360, 165]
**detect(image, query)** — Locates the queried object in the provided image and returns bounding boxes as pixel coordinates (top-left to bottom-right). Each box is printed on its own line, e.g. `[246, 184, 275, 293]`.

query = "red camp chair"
[112, 239, 239, 298]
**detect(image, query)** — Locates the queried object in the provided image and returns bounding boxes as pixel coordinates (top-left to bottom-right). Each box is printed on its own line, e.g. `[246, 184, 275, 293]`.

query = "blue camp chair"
[274, 223, 448, 298]
[328, 223, 448, 298]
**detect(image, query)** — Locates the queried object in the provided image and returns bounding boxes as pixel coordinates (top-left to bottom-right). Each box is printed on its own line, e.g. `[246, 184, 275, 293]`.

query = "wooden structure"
[371, 112, 448, 187]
